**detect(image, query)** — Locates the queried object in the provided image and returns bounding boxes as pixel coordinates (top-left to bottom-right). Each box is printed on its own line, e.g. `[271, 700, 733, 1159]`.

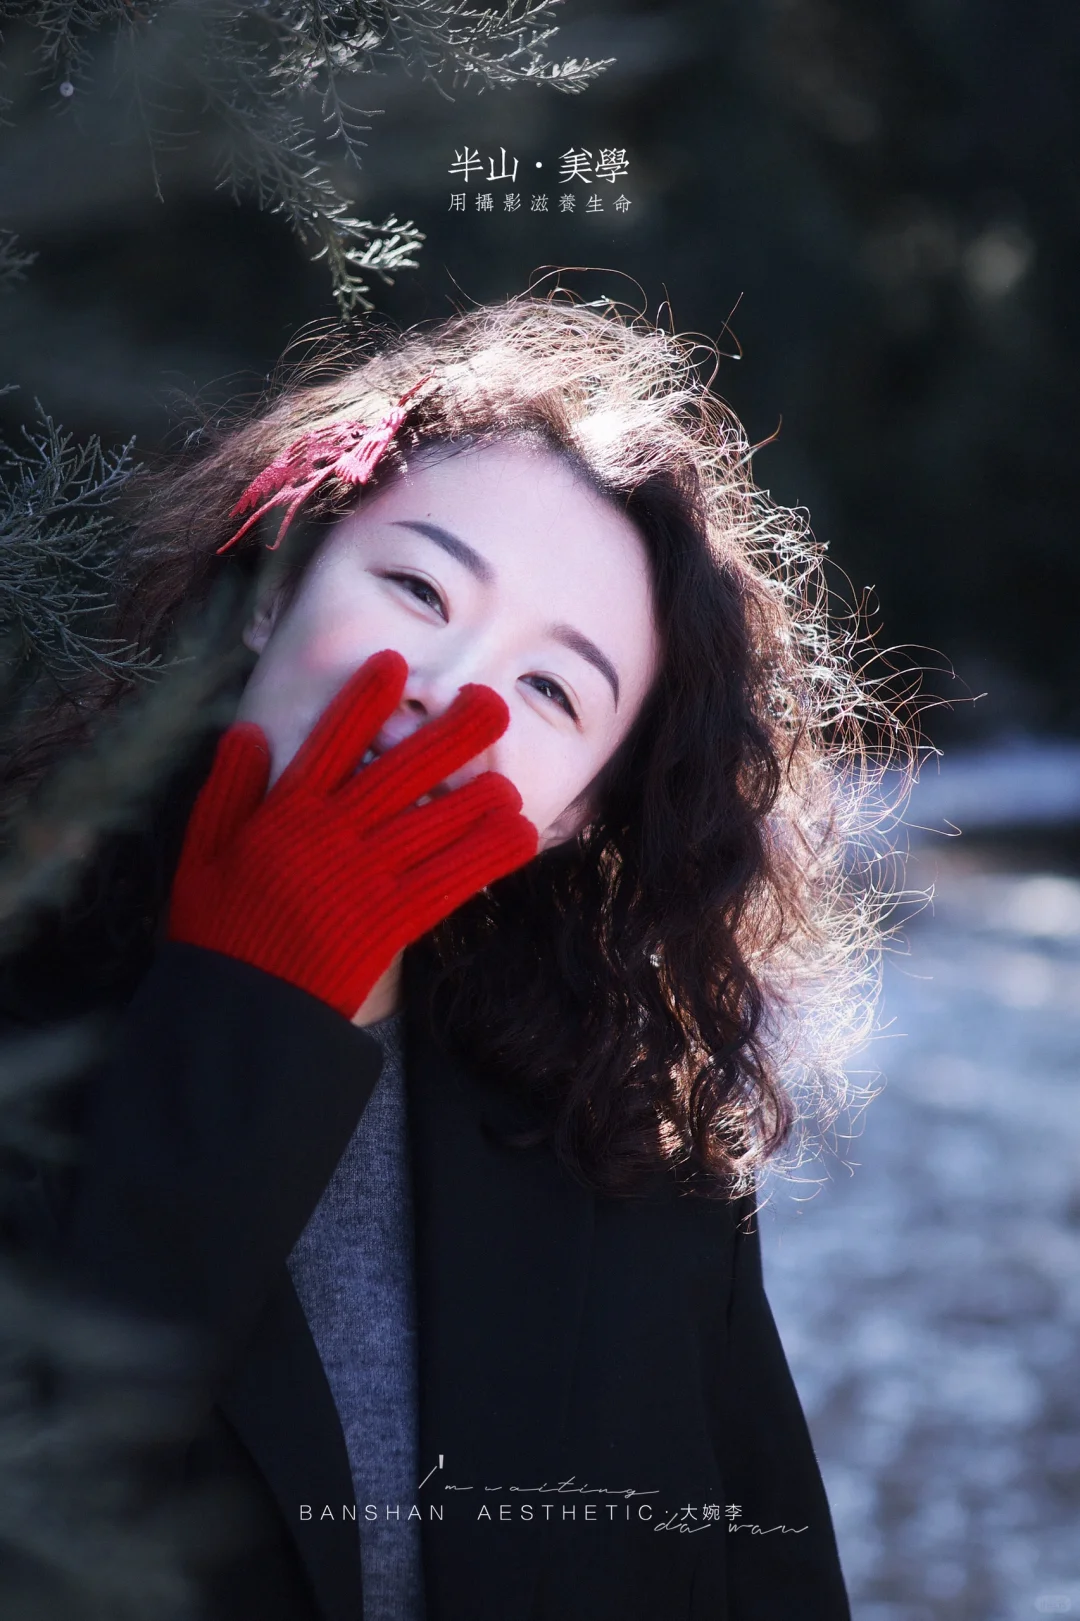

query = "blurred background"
[1, 1, 1077, 1616]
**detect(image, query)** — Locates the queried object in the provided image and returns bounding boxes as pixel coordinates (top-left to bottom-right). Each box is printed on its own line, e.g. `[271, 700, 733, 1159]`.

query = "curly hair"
[0, 292, 916, 1199]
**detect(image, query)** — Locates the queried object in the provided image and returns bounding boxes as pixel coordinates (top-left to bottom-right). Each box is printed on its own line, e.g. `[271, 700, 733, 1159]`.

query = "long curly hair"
[0, 293, 916, 1199]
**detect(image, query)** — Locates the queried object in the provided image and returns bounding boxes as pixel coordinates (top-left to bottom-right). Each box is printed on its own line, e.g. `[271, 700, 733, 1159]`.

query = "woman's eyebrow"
[547, 625, 620, 709]
[389, 518, 620, 708]
[390, 520, 495, 584]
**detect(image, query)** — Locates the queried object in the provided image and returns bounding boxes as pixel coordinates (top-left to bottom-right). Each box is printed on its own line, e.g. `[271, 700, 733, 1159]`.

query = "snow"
[900, 739, 1080, 836]
[760, 845, 1080, 1620]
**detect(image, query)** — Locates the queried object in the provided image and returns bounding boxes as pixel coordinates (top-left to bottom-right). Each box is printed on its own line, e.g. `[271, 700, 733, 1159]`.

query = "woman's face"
[237, 438, 662, 852]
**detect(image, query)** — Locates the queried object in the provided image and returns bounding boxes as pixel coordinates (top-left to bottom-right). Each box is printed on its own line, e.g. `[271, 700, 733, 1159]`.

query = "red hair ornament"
[216, 376, 434, 556]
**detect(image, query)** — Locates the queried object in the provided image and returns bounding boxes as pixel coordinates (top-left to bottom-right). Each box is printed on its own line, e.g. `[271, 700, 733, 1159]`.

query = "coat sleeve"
[43, 940, 385, 1384]
[718, 1193, 852, 1621]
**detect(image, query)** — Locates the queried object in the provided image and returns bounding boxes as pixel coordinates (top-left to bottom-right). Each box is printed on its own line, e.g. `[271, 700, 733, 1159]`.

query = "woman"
[0, 295, 897, 1620]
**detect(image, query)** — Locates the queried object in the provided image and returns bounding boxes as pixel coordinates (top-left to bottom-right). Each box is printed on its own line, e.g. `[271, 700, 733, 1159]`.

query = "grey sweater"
[286, 1011, 426, 1621]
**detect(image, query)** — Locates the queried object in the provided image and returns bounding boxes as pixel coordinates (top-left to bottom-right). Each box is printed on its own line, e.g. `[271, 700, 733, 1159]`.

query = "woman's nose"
[371, 672, 506, 782]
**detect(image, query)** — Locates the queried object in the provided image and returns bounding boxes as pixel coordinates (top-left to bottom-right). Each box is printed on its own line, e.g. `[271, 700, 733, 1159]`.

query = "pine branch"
[0, 233, 38, 290]
[0, 0, 611, 305]
[200, 50, 424, 310]
[338, 0, 613, 95]
[0, 408, 159, 698]
[16, 0, 146, 74]
[0, 572, 256, 947]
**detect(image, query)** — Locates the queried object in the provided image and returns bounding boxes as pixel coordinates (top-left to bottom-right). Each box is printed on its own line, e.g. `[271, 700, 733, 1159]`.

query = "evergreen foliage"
[0, 406, 156, 699]
[1, 0, 611, 312]
[0, 230, 37, 288]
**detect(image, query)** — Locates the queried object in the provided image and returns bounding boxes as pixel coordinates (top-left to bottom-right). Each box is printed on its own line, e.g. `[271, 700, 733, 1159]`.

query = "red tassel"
[216, 376, 433, 556]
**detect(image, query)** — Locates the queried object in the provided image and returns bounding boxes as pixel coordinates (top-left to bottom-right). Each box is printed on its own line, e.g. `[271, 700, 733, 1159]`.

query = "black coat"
[1, 847, 852, 1621]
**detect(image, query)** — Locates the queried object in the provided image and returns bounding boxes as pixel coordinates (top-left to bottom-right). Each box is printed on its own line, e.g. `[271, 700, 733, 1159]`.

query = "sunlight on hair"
[1, 287, 929, 1199]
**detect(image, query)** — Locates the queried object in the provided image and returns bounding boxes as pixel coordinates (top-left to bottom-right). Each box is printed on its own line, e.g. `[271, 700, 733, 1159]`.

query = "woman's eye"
[525, 675, 578, 721]
[386, 572, 447, 619]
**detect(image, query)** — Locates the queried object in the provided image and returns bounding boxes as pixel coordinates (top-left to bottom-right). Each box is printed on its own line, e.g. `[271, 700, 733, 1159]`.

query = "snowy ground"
[761, 841, 1080, 1621]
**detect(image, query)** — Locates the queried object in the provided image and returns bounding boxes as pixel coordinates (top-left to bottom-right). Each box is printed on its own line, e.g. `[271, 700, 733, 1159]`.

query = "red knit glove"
[166, 649, 538, 1019]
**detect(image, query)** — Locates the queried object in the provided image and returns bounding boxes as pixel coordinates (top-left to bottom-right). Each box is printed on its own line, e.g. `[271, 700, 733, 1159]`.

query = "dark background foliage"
[1, 0, 1073, 738]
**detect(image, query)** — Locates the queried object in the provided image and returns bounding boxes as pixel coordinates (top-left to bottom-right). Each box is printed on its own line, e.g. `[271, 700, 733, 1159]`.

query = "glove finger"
[394, 806, 539, 935]
[339, 683, 511, 828]
[180, 723, 271, 862]
[273, 649, 408, 800]
[376, 771, 525, 872]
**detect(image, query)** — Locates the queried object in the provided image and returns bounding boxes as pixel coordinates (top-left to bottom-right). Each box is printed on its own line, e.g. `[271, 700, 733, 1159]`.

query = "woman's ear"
[241, 587, 286, 655]
[537, 788, 596, 853]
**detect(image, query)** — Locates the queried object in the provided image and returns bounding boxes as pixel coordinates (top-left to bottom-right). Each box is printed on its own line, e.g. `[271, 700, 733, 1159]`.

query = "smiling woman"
[0, 294, 911, 1621]
[237, 440, 658, 833]
[233, 437, 661, 1024]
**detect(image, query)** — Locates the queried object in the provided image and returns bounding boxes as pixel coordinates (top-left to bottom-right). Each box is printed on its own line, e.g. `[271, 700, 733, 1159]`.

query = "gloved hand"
[166, 648, 537, 1019]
